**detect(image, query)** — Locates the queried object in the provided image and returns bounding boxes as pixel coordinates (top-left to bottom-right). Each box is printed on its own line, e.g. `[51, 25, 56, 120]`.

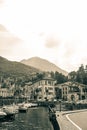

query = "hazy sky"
[0, 0, 87, 72]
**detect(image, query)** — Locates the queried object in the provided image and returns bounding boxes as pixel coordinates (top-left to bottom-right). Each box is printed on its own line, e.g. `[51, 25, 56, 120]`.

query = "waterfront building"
[55, 81, 86, 102]
[24, 75, 56, 101]
[35, 76, 56, 101]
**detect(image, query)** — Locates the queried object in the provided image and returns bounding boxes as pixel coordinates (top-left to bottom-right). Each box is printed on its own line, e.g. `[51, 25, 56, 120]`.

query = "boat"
[0, 109, 7, 120]
[12, 103, 19, 113]
[29, 103, 38, 107]
[18, 102, 32, 108]
[23, 103, 32, 108]
[2, 105, 16, 120]
[19, 104, 28, 112]
[3, 105, 17, 114]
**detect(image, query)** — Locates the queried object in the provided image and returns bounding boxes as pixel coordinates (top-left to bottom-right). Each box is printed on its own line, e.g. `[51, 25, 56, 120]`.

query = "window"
[65, 87, 67, 90]
[48, 87, 53, 90]
[48, 92, 53, 95]
[45, 81, 47, 85]
[48, 81, 51, 85]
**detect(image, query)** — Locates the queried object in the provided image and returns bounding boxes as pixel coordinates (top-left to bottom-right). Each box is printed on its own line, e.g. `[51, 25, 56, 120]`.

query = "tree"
[50, 71, 55, 79]
[69, 64, 87, 85]
[36, 73, 44, 80]
[54, 71, 68, 84]
[68, 71, 77, 81]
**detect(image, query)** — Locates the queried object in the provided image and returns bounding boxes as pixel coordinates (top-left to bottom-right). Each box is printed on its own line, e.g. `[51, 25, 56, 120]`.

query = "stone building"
[55, 81, 86, 102]
[24, 76, 56, 101]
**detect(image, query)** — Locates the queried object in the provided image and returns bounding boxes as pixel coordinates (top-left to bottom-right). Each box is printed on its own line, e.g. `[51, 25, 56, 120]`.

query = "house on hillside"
[0, 80, 15, 98]
[0, 88, 14, 97]
[22, 82, 33, 99]
[55, 81, 87, 102]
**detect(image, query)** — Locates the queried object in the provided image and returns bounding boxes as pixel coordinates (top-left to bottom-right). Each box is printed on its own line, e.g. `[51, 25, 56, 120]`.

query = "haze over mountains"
[21, 57, 68, 76]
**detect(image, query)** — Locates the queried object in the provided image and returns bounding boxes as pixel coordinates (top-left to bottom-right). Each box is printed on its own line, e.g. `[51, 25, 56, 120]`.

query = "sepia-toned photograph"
[0, 0, 87, 130]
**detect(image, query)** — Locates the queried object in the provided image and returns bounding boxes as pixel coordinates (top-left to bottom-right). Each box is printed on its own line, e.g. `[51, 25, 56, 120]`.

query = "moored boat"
[30, 103, 38, 107]
[0, 110, 7, 120]
[19, 104, 28, 112]
[2, 105, 16, 114]
[2, 105, 17, 120]
[23, 103, 32, 108]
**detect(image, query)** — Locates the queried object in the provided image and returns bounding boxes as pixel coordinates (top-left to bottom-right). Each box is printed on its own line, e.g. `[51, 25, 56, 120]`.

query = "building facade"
[0, 88, 14, 97]
[24, 76, 56, 101]
[55, 82, 86, 102]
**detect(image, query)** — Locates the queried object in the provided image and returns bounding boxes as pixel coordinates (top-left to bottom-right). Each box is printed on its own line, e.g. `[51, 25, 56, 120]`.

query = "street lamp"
[59, 99, 62, 112]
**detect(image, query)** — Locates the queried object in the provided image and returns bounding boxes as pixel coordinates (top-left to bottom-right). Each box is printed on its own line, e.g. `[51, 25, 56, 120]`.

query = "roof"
[42, 76, 55, 81]
[56, 81, 86, 87]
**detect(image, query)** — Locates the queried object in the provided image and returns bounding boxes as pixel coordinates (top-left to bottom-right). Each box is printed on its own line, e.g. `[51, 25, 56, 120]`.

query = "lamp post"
[59, 99, 62, 112]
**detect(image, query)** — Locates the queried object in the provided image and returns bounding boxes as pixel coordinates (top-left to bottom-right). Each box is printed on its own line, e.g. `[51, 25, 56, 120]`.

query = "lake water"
[0, 107, 54, 130]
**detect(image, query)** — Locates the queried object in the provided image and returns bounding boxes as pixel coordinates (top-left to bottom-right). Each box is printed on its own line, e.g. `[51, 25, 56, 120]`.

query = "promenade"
[56, 109, 87, 130]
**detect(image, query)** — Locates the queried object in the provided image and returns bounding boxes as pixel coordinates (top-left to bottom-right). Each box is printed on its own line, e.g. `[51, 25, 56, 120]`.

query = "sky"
[0, 0, 87, 72]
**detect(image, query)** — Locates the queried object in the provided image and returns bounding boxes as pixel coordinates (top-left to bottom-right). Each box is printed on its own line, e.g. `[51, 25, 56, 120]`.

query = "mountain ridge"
[0, 56, 40, 77]
[21, 57, 68, 76]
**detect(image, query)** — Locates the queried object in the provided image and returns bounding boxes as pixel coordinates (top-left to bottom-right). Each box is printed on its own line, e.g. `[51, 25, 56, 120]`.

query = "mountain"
[21, 57, 68, 76]
[0, 56, 40, 77]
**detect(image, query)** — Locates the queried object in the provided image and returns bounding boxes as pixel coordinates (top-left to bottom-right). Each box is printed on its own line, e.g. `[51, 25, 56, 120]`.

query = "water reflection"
[0, 107, 54, 130]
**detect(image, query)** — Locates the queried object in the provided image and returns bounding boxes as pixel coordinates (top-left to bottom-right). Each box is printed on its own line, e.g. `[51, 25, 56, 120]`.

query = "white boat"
[24, 103, 32, 108]
[18, 102, 31, 108]
[2, 105, 17, 115]
[19, 104, 28, 112]
[0, 110, 7, 119]
[30, 103, 38, 107]
[2, 105, 17, 120]
[12, 103, 19, 113]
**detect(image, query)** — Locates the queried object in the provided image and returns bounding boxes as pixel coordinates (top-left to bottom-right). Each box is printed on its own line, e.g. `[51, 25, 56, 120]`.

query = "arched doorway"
[71, 94, 75, 101]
